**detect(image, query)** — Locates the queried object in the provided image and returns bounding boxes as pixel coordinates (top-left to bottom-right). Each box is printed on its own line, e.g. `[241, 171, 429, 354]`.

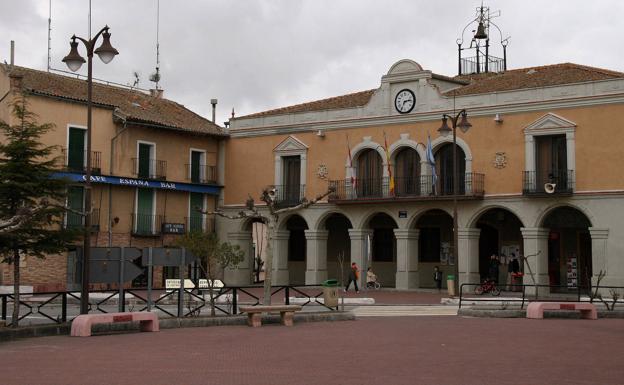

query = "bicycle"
[474, 279, 501, 296]
[366, 280, 381, 290]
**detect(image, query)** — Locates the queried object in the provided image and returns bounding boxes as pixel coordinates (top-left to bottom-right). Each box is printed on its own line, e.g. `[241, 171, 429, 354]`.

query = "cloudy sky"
[1, 1, 623, 124]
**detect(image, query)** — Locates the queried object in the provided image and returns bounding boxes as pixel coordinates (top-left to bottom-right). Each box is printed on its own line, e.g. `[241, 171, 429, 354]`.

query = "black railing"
[0, 284, 337, 327]
[523, 170, 574, 195]
[60, 148, 101, 174]
[460, 54, 505, 75]
[131, 213, 164, 236]
[185, 164, 217, 184]
[272, 184, 306, 208]
[132, 158, 167, 180]
[185, 216, 216, 233]
[329, 173, 485, 202]
[457, 283, 623, 309]
[65, 208, 100, 231]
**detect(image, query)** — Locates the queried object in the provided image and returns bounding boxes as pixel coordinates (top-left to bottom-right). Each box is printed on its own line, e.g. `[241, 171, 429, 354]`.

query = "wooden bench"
[239, 305, 302, 327]
[526, 302, 597, 320]
[71, 311, 159, 337]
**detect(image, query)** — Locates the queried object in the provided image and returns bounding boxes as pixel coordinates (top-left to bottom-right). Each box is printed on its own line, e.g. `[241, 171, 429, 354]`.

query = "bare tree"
[590, 270, 620, 311]
[201, 186, 335, 305]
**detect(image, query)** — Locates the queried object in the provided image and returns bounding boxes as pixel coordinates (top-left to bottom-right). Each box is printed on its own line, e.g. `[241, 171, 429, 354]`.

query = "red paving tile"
[1, 316, 623, 385]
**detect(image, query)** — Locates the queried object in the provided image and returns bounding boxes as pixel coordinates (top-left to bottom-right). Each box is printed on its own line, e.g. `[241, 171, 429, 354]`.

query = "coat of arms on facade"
[493, 152, 507, 169]
[317, 164, 328, 179]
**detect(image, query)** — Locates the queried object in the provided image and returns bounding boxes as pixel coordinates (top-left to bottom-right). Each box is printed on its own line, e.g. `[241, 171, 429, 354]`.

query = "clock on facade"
[394, 89, 415, 114]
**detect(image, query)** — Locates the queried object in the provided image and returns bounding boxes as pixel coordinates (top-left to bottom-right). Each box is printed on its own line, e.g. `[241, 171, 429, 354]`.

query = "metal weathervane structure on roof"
[457, 3, 510, 75]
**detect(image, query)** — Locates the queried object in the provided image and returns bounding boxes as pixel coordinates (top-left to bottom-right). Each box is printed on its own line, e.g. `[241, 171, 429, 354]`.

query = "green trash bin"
[322, 279, 339, 308]
[446, 274, 456, 297]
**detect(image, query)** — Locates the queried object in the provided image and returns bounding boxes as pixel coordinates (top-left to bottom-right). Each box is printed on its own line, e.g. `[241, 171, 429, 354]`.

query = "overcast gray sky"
[1, 0, 623, 125]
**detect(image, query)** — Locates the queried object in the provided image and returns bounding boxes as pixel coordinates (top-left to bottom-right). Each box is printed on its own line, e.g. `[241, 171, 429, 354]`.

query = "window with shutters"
[67, 127, 86, 171]
[66, 186, 84, 228]
[394, 147, 420, 196]
[356, 149, 383, 197]
[135, 188, 155, 235]
[189, 192, 205, 232]
[137, 142, 154, 179]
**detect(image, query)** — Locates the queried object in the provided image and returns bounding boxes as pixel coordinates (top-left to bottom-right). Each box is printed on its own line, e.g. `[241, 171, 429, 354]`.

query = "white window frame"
[188, 192, 206, 231]
[273, 135, 308, 187]
[136, 140, 156, 178]
[66, 124, 88, 169]
[189, 148, 207, 183]
[134, 188, 157, 234]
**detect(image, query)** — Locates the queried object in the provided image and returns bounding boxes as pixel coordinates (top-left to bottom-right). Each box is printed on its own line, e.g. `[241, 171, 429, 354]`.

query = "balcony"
[328, 173, 485, 203]
[272, 184, 306, 208]
[132, 158, 167, 180]
[185, 164, 217, 184]
[60, 148, 101, 174]
[65, 208, 100, 232]
[185, 216, 216, 233]
[131, 213, 164, 236]
[523, 170, 575, 196]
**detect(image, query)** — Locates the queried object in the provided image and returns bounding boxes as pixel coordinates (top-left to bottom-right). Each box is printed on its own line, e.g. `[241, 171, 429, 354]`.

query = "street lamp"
[438, 110, 471, 287]
[63, 26, 118, 315]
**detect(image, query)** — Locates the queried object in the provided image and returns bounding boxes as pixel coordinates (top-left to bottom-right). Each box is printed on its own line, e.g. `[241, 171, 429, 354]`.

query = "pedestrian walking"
[345, 262, 360, 293]
[433, 266, 443, 292]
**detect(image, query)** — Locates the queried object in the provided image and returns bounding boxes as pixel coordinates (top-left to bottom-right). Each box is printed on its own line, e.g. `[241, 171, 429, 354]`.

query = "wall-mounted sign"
[398, 211, 407, 218]
[162, 223, 185, 234]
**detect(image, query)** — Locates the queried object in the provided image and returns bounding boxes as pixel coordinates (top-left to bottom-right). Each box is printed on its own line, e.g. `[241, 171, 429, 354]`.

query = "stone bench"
[239, 305, 302, 327]
[71, 311, 159, 337]
[526, 302, 597, 320]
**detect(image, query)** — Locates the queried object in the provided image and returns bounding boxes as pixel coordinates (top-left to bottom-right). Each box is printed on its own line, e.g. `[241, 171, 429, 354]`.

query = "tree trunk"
[262, 220, 275, 305]
[207, 261, 216, 317]
[12, 249, 20, 328]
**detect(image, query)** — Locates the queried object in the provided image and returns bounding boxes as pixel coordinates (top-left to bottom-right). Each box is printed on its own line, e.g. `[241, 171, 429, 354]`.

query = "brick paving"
[1, 316, 623, 385]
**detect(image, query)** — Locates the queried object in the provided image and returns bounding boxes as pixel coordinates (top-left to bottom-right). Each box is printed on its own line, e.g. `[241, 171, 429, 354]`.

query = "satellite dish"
[544, 183, 556, 194]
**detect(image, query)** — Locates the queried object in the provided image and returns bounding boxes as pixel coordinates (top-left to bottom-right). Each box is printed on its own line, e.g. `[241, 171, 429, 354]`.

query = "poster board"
[567, 253, 578, 288]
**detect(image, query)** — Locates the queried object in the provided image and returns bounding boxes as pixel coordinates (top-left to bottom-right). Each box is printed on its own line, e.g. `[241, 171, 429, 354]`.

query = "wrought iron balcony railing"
[65, 208, 100, 231]
[132, 158, 167, 180]
[328, 173, 485, 202]
[523, 170, 575, 195]
[460, 54, 505, 75]
[271, 184, 306, 208]
[185, 164, 217, 184]
[186, 216, 216, 233]
[60, 148, 101, 174]
[131, 213, 164, 236]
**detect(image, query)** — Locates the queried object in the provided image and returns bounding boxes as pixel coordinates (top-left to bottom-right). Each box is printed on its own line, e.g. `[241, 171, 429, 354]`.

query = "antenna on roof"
[131, 71, 140, 89]
[149, 0, 161, 89]
[47, 0, 52, 71]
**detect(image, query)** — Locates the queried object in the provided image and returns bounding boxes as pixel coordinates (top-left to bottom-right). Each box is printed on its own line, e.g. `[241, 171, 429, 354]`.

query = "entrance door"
[478, 224, 499, 281]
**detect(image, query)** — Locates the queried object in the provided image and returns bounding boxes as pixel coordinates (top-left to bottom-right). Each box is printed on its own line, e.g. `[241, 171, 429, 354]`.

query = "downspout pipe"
[108, 109, 129, 247]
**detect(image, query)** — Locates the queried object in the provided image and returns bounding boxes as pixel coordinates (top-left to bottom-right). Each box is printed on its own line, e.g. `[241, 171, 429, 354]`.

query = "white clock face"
[395, 89, 415, 113]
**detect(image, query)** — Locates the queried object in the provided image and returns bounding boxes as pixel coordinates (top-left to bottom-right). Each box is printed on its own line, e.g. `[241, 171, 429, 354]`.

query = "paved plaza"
[1, 315, 623, 385]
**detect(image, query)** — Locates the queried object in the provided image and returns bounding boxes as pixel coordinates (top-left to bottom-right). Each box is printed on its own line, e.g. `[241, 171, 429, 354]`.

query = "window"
[189, 192, 205, 232]
[395, 148, 420, 196]
[356, 149, 383, 197]
[536, 135, 568, 191]
[66, 186, 84, 228]
[138, 142, 154, 179]
[135, 188, 155, 234]
[282, 155, 301, 205]
[67, 127, 86, 171]
[436, 143, 465, 195]
[190, 150, 205, 183]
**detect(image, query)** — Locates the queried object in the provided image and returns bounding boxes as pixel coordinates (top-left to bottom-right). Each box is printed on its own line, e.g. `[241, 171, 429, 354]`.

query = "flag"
[383, 131, 395, 195]
[426, 134, 437, 193]
[346, 135, 357, 197]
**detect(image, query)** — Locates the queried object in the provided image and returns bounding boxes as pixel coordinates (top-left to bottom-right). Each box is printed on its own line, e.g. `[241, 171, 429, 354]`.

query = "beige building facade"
[0, 65, 226, 291]
[219, 59, 624, 293]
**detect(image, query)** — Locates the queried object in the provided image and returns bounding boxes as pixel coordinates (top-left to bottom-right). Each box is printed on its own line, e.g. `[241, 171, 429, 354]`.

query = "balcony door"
[282, 156, 301, 205]
[189, 192, 205, 232]
[536, 135, 567, 191]
[66, 186, 84, 228]
[67, 127, 85, 171]
[357, 149, 382, 197]
[136, 188, 155, 234]
[190, 150, 205, 183]
[436, 143, 465, 195]
[138, 142, 154, 179]
[395, 148, 420, 196]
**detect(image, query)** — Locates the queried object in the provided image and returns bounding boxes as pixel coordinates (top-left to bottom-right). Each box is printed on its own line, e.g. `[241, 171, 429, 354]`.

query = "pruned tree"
[200, 185, 335, 305]
[590, 270, 620, 311]
[175, 231, 244, 316]
[0, 96, 79, 327]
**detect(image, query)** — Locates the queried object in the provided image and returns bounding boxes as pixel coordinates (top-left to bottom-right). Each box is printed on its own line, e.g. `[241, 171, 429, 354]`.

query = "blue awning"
[52, 172, 222, 195]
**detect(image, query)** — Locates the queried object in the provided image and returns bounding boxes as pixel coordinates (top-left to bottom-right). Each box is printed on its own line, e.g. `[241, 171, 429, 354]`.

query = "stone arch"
[356, 208, 399, 229]
[278, 213, 310, 231]
[387, 59, 424, 75]
[407, 207, 452, 229]
[241, 216, 265, 232]
[314, 210, 354, 230]
[536, 203, 595, 228]
[467, 204, 527, 229]
[388, 133, 426, 163]
[345, 136, 388, 178]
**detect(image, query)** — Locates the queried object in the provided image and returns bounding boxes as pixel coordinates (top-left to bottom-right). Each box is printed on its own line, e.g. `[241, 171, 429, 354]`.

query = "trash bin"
[511, 273, 523, 292]
[446, 274, 456, 297]
[322, 279, 339, 308]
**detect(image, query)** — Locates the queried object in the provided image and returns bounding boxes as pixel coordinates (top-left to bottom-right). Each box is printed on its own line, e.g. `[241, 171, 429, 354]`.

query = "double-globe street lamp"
[63, 26, 119, 315]
[437, 110, 471, 288]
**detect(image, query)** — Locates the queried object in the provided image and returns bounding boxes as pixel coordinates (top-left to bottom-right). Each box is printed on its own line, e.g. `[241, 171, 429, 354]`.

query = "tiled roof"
[238, 89, 376, 119]
[2, 65, 226, 137]
[447, 63, 624, 96]
[235, 63, 624, 120]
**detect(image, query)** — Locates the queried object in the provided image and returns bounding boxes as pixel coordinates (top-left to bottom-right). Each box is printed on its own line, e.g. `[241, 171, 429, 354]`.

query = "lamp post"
[437, 110, 471, 287]
[63, 26, 119, 315]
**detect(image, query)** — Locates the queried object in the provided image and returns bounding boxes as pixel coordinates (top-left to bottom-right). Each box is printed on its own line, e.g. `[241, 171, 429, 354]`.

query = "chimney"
[149, 88, 163, 98]
[210, 98, 218, 123]
[10, 40, 15, 66]
[9, 73, 23, 90]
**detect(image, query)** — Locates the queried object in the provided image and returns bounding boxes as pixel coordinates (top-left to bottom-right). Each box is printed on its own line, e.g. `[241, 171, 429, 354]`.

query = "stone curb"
[0, 311, 355, 342]
[458, 308, 624, 318]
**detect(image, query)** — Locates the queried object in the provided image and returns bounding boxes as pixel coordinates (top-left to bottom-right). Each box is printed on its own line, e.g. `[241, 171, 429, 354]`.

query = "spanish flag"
[384, 132, 395, 195]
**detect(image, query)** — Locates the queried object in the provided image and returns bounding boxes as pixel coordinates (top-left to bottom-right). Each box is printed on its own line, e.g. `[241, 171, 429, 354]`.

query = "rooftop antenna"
[456, 2, 510, 75]
[149, 0, 161, 89]
[47, 0, 52, 71]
